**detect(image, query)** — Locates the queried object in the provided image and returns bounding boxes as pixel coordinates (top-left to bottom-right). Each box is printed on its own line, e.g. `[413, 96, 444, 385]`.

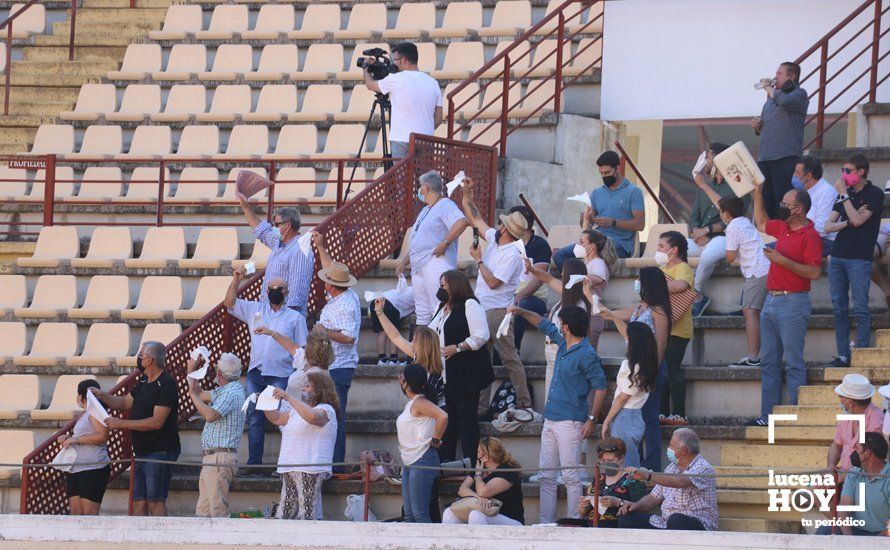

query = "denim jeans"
[514, 295, 547, 351]
[552, 241, 631, 270]
[245, 368, 289, 466]
[618, 511, 705, 531]
[687, 236, 727, 293]
[829, 257, 873, 359]
[329, 367, 355, 464]
[401, 446, 440, 523]
[759, 293, 811, 418]
[611, 407, 644, 468]
[133, 449, 180, 502]
[640, 361, 667, 471]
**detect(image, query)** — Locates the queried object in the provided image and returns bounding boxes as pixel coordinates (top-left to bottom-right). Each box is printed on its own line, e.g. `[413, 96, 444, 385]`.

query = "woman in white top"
[60, 379, 111, 515]
[599, 315, 659, 468]
[397, 364, 448, 523]
[572, 229, 616, 347]
[267, 370, 339, 520]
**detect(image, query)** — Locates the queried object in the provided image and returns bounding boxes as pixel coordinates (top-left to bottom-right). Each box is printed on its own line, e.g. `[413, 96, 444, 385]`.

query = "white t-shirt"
[616, 359, 649, 409]
[408, 198, 465, 272]
[377, 70, 442, 143]
[586, 257, 610, 297]
[474, 228, 525, 310]
[277, 403, 337, 474]
[725, 217, 770, 279]
[807, 178, 839, 239]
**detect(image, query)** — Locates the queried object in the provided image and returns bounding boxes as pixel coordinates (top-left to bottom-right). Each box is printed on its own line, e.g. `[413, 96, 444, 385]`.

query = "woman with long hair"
[442, 437, 525, 526]
[60, 380, 111, 515]
[267, 370, 339, 520]
[397, 364, 449, 523]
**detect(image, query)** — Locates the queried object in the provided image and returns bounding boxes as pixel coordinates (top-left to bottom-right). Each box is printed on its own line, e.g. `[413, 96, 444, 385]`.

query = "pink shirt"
[833, 404, 885, 472]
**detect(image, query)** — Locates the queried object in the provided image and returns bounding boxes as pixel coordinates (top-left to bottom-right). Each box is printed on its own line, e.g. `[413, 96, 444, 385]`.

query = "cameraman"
[364, 42, 442, 159]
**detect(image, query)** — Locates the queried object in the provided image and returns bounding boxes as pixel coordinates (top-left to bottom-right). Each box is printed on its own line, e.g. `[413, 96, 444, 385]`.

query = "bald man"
[225, 268, 307, 475]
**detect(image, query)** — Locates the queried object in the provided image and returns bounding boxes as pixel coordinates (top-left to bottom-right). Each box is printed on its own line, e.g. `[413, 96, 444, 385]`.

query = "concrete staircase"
[0, 0, 171, 154]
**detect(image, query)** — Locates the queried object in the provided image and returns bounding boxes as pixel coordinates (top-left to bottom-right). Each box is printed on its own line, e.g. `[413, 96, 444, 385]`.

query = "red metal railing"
[615, 140, 676, 224]
[446, 0, 604, 157]
[795, 0, 890, 148]
[1, 0, 79, 115]
[19, 133, 498, 514]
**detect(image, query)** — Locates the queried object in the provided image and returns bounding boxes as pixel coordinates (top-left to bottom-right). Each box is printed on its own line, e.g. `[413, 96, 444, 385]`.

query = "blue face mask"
[790, 175, 804, 190]
[417, 189, 425, 202]
[666, 447, 679, 465]
[270, 227, 283, 241]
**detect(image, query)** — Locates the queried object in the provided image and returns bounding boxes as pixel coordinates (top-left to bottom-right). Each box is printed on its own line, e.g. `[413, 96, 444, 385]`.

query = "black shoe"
[691, 295, 710, 317]
[730, 356, 761, 367]
[746, 417, 768, 427]
[823, 357, 850, 368]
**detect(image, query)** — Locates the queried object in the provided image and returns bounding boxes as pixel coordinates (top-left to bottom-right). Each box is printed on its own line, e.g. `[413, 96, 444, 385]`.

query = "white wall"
[601, 0, 890, 120]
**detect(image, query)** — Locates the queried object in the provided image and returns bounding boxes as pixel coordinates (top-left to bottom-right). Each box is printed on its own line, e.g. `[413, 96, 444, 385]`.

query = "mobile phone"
[472, 228, 479, 248]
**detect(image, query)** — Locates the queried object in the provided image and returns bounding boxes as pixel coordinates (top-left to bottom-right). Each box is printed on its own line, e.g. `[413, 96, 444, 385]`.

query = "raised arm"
[236, 192, 263, 229]
[373, 298, 414, 357]
[751, 183, 768, 233]
[254, 326, 300, 355]
[311, 231, 334, 270]
[90, 387, 132, 412]
[507, 304, 544, 329]
[460, 177, 492, 235]
[224, 268, 245, 309]
[274, 388, 330, 427]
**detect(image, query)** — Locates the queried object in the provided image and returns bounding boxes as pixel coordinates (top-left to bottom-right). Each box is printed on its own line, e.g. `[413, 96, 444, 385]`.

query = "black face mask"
[850, 450, 862, 468]
[781, 80, 796, 93]
[136, 356, 144, 372]
[268, 288, 285, 305]
[775, 205, 792, 221]
[436, 288, 449, 303]
[602, 174, 617, 187]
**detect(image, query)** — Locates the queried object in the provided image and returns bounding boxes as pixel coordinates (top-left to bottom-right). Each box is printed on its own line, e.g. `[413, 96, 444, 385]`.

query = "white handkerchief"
[51, 447, 78, 472]
[190, 345, 210, 364]
[292, 348, 307, 372]
[187, 365, 209, 381]
[565, 274, 586, 289]
[298, 233, 312, 255]
[692, 150, 707, 177]
[591, 294, 601, 315]
[252, 311, 264, 331]
[241, 393, 257, 413]
[445, 170, 466, 197]
[244, 261, 256, 276]
[496, 312, 513, 339]
[504, 239, 527, 259]
[363, 290, 383, 304]
[567, 193, 591, 207]
[86, 391, 110, 427]
[255, 385, 281, 411]
[396, 274, 408, 294]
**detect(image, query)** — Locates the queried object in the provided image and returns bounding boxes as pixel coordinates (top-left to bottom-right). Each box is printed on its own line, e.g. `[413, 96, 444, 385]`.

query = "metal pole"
[336, 160, 344, 209]
[592, 463, 600, 527]
[362, 461, 371, 522]
[518, 193, 549, 236]
[554, 12, 565, 114]
[43, 155, 56, 227]
[816, 42, 828, 149]
[870, 0, 882, 103]
[127, 454, 136, 516]
[156, 160, 166, 226]
[5, 24, 12, 116]
[499, 56, 512, 157]
[447, 97, 455, 140]
[614, 141, 676, 223]
[68, 0, 77, 61]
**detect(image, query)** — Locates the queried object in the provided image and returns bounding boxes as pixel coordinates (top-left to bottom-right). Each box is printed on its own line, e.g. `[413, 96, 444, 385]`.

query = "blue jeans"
[329, 367, 355, 465]
[245, 368, 289, 465]
[552, 242, 632, 270]
[618, 511, 705, 530]
[759, 293, 811, 419]
[401, 446, 440, 523]
[640, 361, 667, 471]
[133, 449, 180, 502]
[829, 257, 873, 359]
[611, 407, 644, 468]
[514, 295, 547, 351]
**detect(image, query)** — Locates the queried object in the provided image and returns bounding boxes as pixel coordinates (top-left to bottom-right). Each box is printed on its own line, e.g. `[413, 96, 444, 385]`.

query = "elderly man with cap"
[187, 352, 247, 517]
[311, 232, 362, 466]
[225, 267, 306, 476]
[828, 373, 885, 483]
[461, 177, 532, 414]
[397, 170, 468, 327]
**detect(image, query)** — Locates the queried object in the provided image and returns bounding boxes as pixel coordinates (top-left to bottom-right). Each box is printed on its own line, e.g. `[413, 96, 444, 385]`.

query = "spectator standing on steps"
[752, 61, 809, 218]
[822, 154, 884, 368]
[794, 155, 839, 256]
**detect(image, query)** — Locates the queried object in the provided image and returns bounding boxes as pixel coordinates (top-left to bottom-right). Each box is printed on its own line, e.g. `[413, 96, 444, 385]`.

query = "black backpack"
[484, 379, 535, 420]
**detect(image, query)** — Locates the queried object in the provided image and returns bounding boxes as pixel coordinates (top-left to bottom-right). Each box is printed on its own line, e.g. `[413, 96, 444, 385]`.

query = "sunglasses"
[272, 220, 289, 227]
[596, 446, 618, 454]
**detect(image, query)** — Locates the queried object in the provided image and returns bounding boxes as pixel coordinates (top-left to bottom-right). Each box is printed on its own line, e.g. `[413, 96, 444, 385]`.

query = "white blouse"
[277, 403, 337, 474]
[429, 298, 489, 351]
[616, 359, 650, 410]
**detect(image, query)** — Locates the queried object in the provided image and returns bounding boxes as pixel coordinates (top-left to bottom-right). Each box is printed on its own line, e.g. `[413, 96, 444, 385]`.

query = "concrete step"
[742, 425, 835, 443]
[0, 115, 59, 127]
[6, 73, 103, 87]
[82, 0, 174, 7]
[74, 7, 168, 23]
[0, 86, 80, 104]
[0, 143, 30, 155]
[0, 101, 73, 116]
[53, 21, 161, 36]
[718, 517, 803, 534]
[35, 34, 138, 47]
[9, 60, 120, 75]
[0, 127, 36, 144]
[773, 405, 846, 426]
[720, 444, 824, 469]
[798, 384, 883, 407]
[849, 347, 890, 368]
[23, 46, 128, 62]
[877, 329, 890, 348]
[822, 364, 890, 381]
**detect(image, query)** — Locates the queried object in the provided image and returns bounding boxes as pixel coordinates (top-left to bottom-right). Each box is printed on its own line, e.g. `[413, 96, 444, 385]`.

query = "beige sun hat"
[498, 211, 528, 239]
[834, 373, 875, 400]
[318, 261, 358, 287]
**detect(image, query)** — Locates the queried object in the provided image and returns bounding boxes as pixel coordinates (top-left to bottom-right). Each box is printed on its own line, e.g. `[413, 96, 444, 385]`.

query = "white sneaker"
[376, 358, 390, 366]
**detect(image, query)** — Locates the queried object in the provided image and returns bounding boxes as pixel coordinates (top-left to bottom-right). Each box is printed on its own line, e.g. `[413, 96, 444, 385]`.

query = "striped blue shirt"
[254, 220, 315, 312]
[758, 85, 809, 162]
[318, 289, 361, 370]
[202, 381, 247, 450]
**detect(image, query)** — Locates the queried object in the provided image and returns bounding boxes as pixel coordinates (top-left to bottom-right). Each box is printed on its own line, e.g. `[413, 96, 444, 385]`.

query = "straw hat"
[318, 261, 357, 287]
[834, 373, 875, 400]
[498, 211, 528, 239]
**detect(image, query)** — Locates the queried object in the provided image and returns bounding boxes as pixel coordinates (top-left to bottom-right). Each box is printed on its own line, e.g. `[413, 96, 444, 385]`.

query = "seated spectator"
[576, 439, 648, 528]
[266, 371, 340, 520]
[572, 229, 616, 346]
[442, 436, 525, 526]
[370, 283, 414, 366]
[617, 428, 718, 531]
[509, 205, 552, 353]
[869, 221, 890, 309]
[828, 374, 885, 483]
[794, 155, 838, 255]
[881, 382, 890, 439]
[688, 142, 748, 316]
[823, 154, 884, 368]
[60, 379, 110, 515]
[187, 353, 247, 518]
[553, 151, 645, 268]
[817, 432, 890, 536]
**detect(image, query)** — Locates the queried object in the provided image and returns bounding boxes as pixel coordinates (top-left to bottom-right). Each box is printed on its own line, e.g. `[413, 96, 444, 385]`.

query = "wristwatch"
[587, 414, 597, 423]
[476, 260, 484, 267]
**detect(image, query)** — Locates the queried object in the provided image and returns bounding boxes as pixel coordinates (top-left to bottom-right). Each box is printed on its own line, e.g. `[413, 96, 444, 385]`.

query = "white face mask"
[633, 279, 641, 295]
[572, 243, 586, 259]
[654, 251, 670, 266]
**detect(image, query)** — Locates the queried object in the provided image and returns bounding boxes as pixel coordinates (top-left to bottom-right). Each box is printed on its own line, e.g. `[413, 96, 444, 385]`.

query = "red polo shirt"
[765, 219, 822, 292]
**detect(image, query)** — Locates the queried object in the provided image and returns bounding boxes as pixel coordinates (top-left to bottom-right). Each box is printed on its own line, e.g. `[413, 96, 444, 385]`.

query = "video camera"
[356, 47, 397, 81]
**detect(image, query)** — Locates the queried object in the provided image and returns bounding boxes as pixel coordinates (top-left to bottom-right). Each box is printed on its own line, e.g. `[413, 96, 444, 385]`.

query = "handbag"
[447, 496, 502, 522]
[663, 274, 696, 324]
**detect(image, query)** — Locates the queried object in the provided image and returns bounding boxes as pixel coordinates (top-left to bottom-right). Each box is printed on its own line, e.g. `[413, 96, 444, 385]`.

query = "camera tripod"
[344, 92, 391, 202]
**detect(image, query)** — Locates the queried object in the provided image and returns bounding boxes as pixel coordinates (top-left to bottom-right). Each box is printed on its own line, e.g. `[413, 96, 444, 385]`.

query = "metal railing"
[615, 140, 675, 224]
[1, 0, 80, 115]
[446, 0, 604, 157]
[19, 133, 499, 514]
[795, 0, 890, 149]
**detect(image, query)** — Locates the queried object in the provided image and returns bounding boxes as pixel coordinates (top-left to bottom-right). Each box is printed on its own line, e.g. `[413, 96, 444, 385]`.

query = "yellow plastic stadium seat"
[121, 276, 183, 320]
[195, 5, 249, 40]
[337, 43, 388, 82]
[431, 42, 484, 80]
[117, 323, 181, 368]
[67, 275, 130, 319]
[13, 322, 78, 367]
[30, 124, 74, 155]
[429, 2, 482, 38]
[479, 1, 531, 37]
[222, 167, 269, 201]
[149, 5, 202, 40]
[173, 276, 230, 320]
[291, 44, 344, 82]
[16, 226, 79, 268]
[309, 168, 366, 204]
[59, 84, 117, 122]
[199, 44, 253, 81]
[14, 275, 77, 318]
[0, 375, 40, 420]
[478, 81, 522, 119]
[123, 125, 172, 158]
[26, 167, 76, 201]
[196, 85, 251, 123]
[288, 84, 343, 122]
[8, 4, 45, 38]
[482, 42, 532, 78]
[564, 38, 603, 76]
[152, 44, 207, 82]
[0, 166, 28, 200]
[71, 227, 132, 268]
[443, 83, 481, 119]
[334, 85, 376, 122]
[215, 125, 269, 159]
[263, 125, 317, 160]
[66, 324, 131, 368]
[125, 227, 186, 268]
[467, 122, 503, 148]
[624, 224, 690, 268]
[233, 240, 272, 270]
[535, 0, 592, 35]
[169, 167, 221, 202]
[547, 224, 580, 249]
[172, 126, 220, 158]
[0, 322, 27, 362]
[246, 45, 300, 82]
[105, 85, 161, 123]
[288, 4, 340, 41]
[31, 375, 97, 420]
[383, 3, 435, 39]
[108, 44, 162, 81]
[243, 85, 298, 122]
[316, 124, 364, 160]
[273, 167, 318, 202]
[152, 85, 207, 123]
[179, 228, 239, 269]
[333, 3, 386, 40]
[0, 430, 35, 479]
[415, 43, 437, 73]
[512, 79, 559, 119]
[119, 166, 171, 202]
[242, 5, 294, 40]
[66, 167, 123, 202]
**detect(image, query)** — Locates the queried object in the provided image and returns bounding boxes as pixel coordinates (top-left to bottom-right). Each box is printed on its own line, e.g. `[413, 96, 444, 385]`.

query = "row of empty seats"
[61, 80, 562, 123]
[148, 2, 601, 42]
[107, 39, 599, 82]
[1, 274, 230, 321]
[0, 375, 127, 421]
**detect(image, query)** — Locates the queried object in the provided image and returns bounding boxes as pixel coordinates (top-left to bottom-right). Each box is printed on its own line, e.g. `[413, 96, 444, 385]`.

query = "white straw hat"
[834, 373, 875, 400]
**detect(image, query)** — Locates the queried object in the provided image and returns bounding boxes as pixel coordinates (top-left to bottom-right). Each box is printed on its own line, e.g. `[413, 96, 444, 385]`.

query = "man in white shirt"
[364, 42, 442, 159]
[397, 170, 468, 326]
[794, 155, 838, 256]
[462, 177, 531, 414]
